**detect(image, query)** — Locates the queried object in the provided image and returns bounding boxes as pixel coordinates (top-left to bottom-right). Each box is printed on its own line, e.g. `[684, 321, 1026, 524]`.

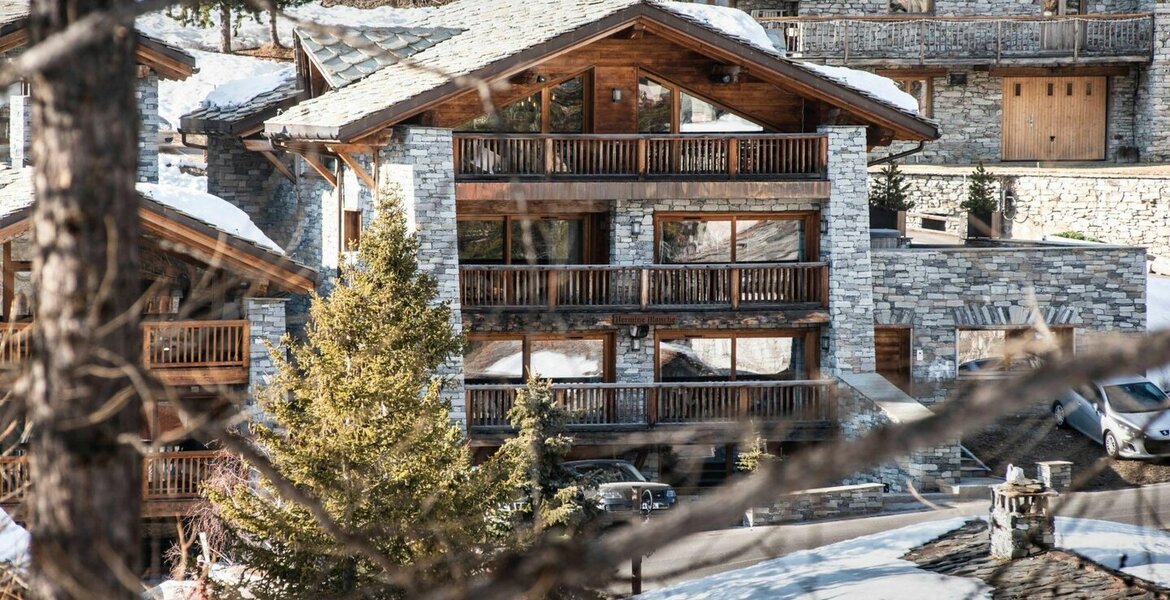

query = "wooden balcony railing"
[0, 320, 250, 384]
[453, 133, 828, 180]
[466, 380, 837, 431]
[758, 14, 1154, 64]
[0, 451, 230, 506]
[459, 263, 829, 311]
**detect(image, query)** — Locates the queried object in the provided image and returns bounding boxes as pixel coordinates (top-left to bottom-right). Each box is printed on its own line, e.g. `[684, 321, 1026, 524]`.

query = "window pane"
[658, 337, 732, 381]
[659, 220, 732, 263]
[735, 337, 800, 380]
[735, 219, 805, 262]
[464, 339, 523, 381]
[638, 77, 672, 133]
[511, 219, 584, 264]
[459, 91, 542, 132]
[457, 220, 505, 263]
[549, 77, 584, 133]
[679, 92, 763, 133]
[531, 339, 604, 380]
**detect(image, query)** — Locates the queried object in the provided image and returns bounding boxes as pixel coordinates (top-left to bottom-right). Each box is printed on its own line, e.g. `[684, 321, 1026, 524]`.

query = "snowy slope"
[137, 183, 283, 253]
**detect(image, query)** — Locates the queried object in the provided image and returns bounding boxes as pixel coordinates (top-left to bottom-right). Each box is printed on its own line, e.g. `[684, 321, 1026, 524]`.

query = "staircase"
[938, 445, 1004, 499]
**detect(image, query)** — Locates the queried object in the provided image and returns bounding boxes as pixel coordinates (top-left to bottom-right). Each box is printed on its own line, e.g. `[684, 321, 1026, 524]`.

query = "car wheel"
[1053, 403, 1067, 428]
[1104, 431, 1122, 459]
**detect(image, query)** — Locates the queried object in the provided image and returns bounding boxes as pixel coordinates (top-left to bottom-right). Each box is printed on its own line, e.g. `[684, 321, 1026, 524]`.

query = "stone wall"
[136, 74, 160, 183]
[9, 94, 28, 167]
[244, 297, 288, 405]
[871, 244, 1147, 404]
[1136, 3, 1170, 161]
[795, 0, 1142, 17]
[820, 125, 876, 374]
[744, 482, 883, 526]
[380, 126, 467, 425]
[897, 168, 1170, 262]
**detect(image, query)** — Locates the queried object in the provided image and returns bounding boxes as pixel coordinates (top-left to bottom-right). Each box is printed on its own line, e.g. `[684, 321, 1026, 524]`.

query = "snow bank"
[136, 2, 432, 54]
[205, 67, 295, 109]
[801, 63, 920, 115]
[137, 183, 283, 253]
[657, 1, 780, 56]
[1057, 517, 1170, 586]
[159, 154, 208, 193]
[157, 50, 288, 130]
[0, 508, 29, 568]
[638, 517, 991, 600]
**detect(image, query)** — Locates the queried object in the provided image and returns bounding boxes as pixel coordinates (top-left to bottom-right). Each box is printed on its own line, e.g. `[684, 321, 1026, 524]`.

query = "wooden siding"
[1001, 76, 1106, 161]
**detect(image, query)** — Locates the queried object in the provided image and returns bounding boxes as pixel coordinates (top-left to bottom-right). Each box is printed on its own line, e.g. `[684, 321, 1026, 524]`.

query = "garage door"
[1002, 76, 1106, 161]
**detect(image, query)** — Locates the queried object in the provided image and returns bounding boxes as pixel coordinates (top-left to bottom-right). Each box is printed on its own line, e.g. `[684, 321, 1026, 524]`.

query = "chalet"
[172, 0, 1148, 494]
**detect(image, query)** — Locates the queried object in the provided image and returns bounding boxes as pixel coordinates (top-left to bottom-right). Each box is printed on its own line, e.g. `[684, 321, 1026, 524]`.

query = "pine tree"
[868, 161, 915, 212]
[211, 188, 506, 599]
[166, 0, 309, 52]
[494, 377, 592, 535]
[962, 161, 998, 214]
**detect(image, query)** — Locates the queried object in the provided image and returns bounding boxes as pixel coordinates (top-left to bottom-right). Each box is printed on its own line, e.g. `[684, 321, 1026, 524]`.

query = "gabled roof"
[264, 0, 939, 143]
[180, 78, 301, 136]
[297, 25, 463, 89]
[0, 167, 315, 293]
[0, 0, 196, 80]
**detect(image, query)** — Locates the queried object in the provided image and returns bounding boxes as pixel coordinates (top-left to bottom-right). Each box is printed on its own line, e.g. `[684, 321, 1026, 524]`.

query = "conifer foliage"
[962, 161, 999, 214]
[212, 188, 504, 598]
[868, 161, 915, 212]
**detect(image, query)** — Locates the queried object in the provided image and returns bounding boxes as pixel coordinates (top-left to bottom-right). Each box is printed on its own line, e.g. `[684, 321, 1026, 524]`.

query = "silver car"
[1053, 375, 1170, 459]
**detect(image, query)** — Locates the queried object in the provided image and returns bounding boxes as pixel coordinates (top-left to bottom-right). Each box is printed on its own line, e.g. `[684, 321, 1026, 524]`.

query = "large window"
[956, 326, 1074, 377]
[459, 75, 587, 133]
[464, 334, 611, 383]
[638, 76, 764, 134]
[656, 330, 815, 382]
[457, 216, 588, 265]
[656, 213, 816, 263]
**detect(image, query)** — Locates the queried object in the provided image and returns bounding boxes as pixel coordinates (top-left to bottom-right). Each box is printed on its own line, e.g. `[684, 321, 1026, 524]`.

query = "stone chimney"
[989, 466, 1058, 560]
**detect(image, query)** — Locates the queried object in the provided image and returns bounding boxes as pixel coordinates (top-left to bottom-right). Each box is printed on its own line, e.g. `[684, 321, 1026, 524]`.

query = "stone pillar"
[989, 479, 1057, 560]
[9, 93, 30, 167]
[380, 126, 466, 427]
[244, 297, 288, 404]
[818, 125, 876, 375]
[136, 73, 160, 183]
[1137, 3, 1170, 162]
[1036, 461, 1073, 493]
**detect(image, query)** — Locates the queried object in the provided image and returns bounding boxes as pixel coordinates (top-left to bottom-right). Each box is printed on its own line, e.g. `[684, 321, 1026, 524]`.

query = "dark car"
[564, 459, 676, 521]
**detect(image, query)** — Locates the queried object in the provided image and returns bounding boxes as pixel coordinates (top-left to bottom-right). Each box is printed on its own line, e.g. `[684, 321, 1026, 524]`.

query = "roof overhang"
[0, 18, 195, 81]
[265, 3, 938, 143]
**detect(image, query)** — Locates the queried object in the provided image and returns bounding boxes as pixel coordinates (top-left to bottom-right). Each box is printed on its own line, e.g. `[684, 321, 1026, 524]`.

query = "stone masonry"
[820, 125, 876, 375]
[1136, 2, 1170, 161]
[744, 483, 884, 526]
[244, 297, 288, 404]
[871, 244, 1146, 404]
[380, 126, 467, 425]
[136, 74, 160, 183]
[8, 93, 28, 167]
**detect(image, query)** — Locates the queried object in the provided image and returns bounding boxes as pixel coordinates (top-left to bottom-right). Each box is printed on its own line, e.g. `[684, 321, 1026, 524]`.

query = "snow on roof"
[136, 183, 284, 254]
[800, 62, 920, 115]
[654, 0, 780, 56]
[157, 49, 289, 130]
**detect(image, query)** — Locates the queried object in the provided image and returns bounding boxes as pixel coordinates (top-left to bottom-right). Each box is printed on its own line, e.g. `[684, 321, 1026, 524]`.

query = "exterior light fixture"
[612, 88, 622, 102]
[631, 220, 642, 236]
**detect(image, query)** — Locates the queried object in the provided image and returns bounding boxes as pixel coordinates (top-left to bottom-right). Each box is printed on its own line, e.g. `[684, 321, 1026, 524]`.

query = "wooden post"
[647, 388, 657, 426]
[738, 386, 749, 418]
[730, 267, 740, 310]
[637, 137, 647, 176]
[996, 21, 1003, 63]
[546, 269, 558, 311]
[631, 555, 642, 596]
[1, 243, 11, 322]
[640, 269, 650, 309]
[727, 137, 739, 178]
[544, 137, 555, 175]
[821, 264, 830, 308]
[843, 20, 850, 63]
[919, 19, 926, 63]
[141, 324, 153, 371]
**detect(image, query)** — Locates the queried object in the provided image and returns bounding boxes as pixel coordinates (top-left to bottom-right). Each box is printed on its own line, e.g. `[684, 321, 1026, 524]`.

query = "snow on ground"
[1057, 517, 1170, 586]
[659, 1, 780, 56]
[135, 2, 432, 54]
[1149, 275, 1170, 388]
[157, 50, 289, 131]
[159, 154, 208, 193]
[637, 517, 991, 600]
[137, 183, 283, 253]
[0, 508, 29, 568]
[800, 63, 920, 115]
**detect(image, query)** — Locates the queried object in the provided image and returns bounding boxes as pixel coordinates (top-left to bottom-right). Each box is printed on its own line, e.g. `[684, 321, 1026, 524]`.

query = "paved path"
[617, 483, 1170, 594]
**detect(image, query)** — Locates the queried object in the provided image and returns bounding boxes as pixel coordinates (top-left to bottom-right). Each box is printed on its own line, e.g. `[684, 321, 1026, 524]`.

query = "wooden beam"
[455, 180, 831, 202]
[259, 151, 295, 182]
[988, 65, 1133, 77]
[335, 152, 376, 190]
[242, 138, 276, 152]
[299, 152, 338, 187]
[875, 67, 948, 79]
[0, 30, 27, 54]
[2, 243, 12, 323]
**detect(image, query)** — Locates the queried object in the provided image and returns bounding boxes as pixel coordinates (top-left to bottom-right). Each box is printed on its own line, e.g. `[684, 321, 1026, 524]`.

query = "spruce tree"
[211, 188, 505, 599]
[962, 161, 998, 214]
[869, 161, 914, 212]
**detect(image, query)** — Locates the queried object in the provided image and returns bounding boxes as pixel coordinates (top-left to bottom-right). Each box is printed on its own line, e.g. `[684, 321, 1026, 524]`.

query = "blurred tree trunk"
[219, 4, 231, 53]
[25, 0, 143, 597]
[268, 9, 281, 48]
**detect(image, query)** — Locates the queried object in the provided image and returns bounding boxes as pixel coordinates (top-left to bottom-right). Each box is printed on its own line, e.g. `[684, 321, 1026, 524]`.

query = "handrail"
[454, 132, 828, 140]
[757, 13, 1153, 23]
[467, 379, 838, 391]
[460, 261, 827, 271]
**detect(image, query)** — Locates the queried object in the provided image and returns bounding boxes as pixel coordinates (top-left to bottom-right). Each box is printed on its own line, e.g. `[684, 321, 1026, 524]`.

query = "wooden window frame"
[654, 328, 821, 381]
[653, 211, 820, 263]
[456, 214, 597, 265]
[342, 209, 362, 250]
[636, 70, 767, 134]
[465, 331, 615, 382]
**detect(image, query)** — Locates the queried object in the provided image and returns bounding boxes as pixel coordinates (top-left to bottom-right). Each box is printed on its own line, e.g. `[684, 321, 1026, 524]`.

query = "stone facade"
[871, 244, 1146, 404]
[898, 167, 1170, 262]
[743, 482, 883, 526]
[989, 481, 1057, 559]
[380, 126, 467, 425]
[244, 297, 288, 403]
[9, 94, 28, 168]
[1136, 3, 1170, 161]
[1037, 460, 1073, 492]
[820, 125, 876, 375]
[136, 74, 160, 183]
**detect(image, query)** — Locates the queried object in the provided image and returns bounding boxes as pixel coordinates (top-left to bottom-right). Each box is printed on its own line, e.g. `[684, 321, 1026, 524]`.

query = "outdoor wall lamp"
[612, 88, 622, 102]
[631, 220, 642, 236]
[628, 324, 650, 351]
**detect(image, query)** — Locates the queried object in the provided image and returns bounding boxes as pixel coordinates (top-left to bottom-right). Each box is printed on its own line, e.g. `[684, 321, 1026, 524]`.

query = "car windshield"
[573, 463, 647, 484]
[1104, 382, 1170, 413]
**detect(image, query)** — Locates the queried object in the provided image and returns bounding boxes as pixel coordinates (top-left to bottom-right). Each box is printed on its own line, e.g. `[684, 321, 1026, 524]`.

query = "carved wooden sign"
[611, 314, 677, 326]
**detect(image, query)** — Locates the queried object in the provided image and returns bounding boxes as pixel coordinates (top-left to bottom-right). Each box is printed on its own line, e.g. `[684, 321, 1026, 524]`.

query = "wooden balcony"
[0, 450, 233, 518]
[467, 380, 837, 441]
[759, 14, 1154, 65]
[459, 263, 829, 311]
[453, 133, 828, 181]
[0, 320, 250, 385]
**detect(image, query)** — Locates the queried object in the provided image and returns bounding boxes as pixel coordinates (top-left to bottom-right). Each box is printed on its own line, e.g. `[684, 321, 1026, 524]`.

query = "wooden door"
[874, 327, 912, 393]
[1002, 76, 1105, 161]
